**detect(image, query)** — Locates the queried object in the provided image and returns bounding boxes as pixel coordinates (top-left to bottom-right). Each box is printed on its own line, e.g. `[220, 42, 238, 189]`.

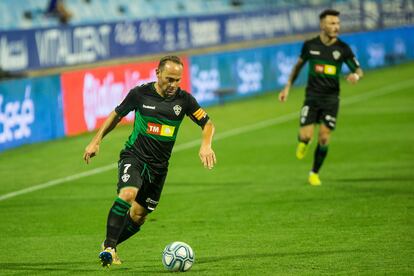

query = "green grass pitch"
[0, 62, 413, 275]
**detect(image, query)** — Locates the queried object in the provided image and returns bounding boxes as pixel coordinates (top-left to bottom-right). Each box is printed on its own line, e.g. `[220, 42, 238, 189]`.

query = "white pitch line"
[1, 79, 413, 202]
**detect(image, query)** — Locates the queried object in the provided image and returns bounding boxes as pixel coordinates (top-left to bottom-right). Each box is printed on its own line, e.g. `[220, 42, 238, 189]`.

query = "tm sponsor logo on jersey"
[147, 122, 175, 137]
[314, 64, 336, 75]
[310, 50, 320, 55]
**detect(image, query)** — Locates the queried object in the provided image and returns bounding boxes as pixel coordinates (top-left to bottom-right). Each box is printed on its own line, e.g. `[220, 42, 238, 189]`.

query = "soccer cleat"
[101, 242, 122, 265]
[308, 172, 322, 186]
[296, 142, 309, 160]
[99, 247, 114, 267]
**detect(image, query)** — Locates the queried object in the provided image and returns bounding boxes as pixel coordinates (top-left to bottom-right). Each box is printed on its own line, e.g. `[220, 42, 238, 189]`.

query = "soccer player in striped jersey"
[278, 9, 363, 186]
[83, 56, 216, 267]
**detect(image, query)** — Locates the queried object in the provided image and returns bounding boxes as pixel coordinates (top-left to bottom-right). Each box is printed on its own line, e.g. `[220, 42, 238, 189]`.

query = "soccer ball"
[162, 241, 195, 272]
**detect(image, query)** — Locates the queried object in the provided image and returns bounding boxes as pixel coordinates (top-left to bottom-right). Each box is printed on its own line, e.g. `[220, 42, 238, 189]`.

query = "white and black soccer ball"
[162, 241, 195, 272]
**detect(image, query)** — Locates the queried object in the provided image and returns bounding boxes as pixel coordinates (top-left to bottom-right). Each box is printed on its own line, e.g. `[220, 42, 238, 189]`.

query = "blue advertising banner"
[190, 26, 414, 106]
[1, 1, 413, 72]
[0, 76, 64, 152]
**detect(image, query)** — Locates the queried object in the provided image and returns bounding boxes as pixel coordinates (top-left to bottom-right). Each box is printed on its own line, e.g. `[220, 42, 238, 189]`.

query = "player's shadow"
[0, 261, 131, 273]
[198, 249, 364, 265]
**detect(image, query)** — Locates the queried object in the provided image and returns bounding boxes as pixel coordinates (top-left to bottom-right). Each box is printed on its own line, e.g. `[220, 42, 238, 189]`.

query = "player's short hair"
[319, 9, 340, 20]
[158, 55, 183, 70]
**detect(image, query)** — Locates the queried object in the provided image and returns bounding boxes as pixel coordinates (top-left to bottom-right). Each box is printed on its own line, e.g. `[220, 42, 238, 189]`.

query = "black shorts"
[117, 151, 168, 213]
[299, 96, 339, 130]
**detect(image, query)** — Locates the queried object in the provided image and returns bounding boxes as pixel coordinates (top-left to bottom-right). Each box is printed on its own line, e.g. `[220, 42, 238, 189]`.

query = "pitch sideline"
[0, 79, 413, 202]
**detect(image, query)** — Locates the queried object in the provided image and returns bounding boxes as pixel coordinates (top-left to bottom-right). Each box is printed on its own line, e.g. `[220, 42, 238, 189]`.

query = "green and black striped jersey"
[115, 82, 209, 167]
[300, 36, 360, 98]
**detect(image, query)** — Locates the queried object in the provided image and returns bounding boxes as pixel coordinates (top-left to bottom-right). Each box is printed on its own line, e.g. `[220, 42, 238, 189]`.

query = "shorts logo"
[314, 64, 336, 75]
[325, 115, 336, 128]
[147, 122, 175, 137]
[332, 50, 341, 60]
[145, 197, 159, 211]
[121, 173, 130, 182]
[173, 105, 182, 116]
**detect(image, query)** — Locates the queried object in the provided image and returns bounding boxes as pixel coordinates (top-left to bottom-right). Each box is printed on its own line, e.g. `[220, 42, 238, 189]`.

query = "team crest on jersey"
[121, 173, 130, 182]
[173, 105, 182, 116]
[332, 50, 341, 60]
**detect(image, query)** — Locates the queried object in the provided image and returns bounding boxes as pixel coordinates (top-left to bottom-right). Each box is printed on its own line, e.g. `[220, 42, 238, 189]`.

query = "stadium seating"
[0, 0, 338, 30]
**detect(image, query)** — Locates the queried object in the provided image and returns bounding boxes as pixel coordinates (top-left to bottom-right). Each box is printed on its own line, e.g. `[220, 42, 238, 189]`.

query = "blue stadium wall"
[0, 26, 413, 152]
[190, 26, 414, 106]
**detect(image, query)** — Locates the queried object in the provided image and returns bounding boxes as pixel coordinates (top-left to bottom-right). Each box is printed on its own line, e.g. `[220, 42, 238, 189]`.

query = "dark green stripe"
[111, 209, 127, 216]
[115, 198, 131, 209]
[345, 58, 357, 72]
[114, 205, 128, 213]
[126, 111, 142, 148]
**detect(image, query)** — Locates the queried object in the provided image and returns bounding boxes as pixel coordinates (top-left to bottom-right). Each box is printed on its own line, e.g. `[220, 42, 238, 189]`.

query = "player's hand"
[199, 146, 216, 170]
[278, 86, 290, 102]
[83, 143, 99, 164]
[346, 73, 360, 84]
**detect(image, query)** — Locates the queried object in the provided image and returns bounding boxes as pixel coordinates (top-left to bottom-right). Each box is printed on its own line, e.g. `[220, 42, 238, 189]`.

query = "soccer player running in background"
[278, 9, 363, 186]
[83, 56, 216, 267]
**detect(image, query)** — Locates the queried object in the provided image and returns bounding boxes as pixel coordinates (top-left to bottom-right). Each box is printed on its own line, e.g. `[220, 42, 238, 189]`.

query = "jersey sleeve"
[185, 93, 210, 128]
[115, 87, 140, 117]
[343, 44, 360, 73]
[299, 40, 309, 61]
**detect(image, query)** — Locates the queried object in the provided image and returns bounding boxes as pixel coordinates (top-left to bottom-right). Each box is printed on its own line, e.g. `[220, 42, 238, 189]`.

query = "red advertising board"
[61, 57, 191, 136]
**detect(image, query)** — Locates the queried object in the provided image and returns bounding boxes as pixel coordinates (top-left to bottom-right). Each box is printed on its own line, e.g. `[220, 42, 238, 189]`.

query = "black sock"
[104, 197, 131, 249]
[117, 213, 141, 245]
[312, 144, 328, 173]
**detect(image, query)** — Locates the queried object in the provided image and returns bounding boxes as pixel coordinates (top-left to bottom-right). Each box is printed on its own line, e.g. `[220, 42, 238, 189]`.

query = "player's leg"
[297, 124, 314, 159]
[309, 101, 338, 186]
[297, 101, 318, 159]
[116, 166, 167, 246]
[100, 187, 137, 266]
[117, 201, 148, 245]
[100, 156, 142, 267]
[309, 124, 331, 186]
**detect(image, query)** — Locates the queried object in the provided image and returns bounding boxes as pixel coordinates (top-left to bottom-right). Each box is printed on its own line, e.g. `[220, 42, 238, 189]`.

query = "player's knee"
[300, 134, 312, 143]
[319, 136, 330, 145]
[118, 188, 138, 203]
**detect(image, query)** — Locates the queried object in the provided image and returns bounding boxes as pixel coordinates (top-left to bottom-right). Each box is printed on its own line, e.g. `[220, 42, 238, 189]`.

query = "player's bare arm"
[346, 67, 364, 84]
[199, 119, 216, 170]
[279, 58, 305, 102]
[83, 110, 122, 164]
